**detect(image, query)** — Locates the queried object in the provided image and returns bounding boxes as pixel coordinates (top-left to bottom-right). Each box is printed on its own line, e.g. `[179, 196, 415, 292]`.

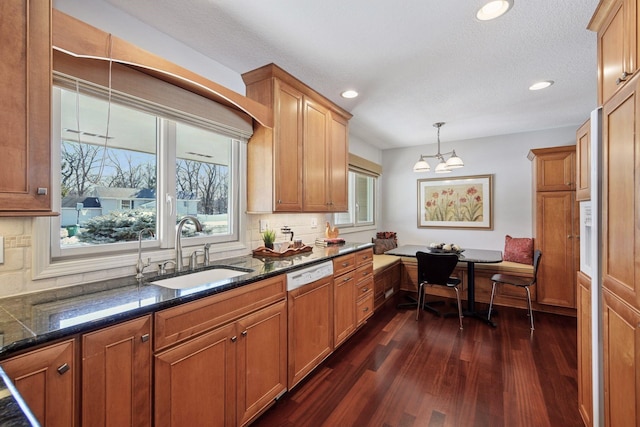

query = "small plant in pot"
[262, 229, 276, 250]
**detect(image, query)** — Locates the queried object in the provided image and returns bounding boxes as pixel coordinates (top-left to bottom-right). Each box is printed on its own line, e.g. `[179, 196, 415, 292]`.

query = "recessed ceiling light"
[341, 90, 358, 99]
[529, 80, 554, 91]
[476, 0, 514, 21]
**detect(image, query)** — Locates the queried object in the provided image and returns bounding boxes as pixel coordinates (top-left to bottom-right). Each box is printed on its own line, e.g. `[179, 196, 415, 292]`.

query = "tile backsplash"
[0, 214, 339, 297]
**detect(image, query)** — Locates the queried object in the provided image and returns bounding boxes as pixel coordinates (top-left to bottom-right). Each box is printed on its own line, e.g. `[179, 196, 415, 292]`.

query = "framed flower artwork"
[417, 174, 493, 229]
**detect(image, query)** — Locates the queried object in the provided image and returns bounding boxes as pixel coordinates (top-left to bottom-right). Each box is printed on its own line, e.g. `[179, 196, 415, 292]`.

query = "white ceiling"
[104, 0, 600, 150]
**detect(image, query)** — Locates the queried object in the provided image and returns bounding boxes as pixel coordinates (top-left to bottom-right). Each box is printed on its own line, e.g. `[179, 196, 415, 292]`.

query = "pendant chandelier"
[413, 122, 464, 173]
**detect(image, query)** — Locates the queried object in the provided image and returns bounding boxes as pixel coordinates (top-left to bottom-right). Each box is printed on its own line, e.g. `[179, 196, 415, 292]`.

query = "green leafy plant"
[262, 229, 276, 248]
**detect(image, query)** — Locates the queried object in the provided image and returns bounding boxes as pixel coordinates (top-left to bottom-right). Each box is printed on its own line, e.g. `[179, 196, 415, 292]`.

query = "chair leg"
[525, 286, 534, 331]
[416, 282, 424, 321]
[454, 287, 463, 330]
[488, 282, 497, 321]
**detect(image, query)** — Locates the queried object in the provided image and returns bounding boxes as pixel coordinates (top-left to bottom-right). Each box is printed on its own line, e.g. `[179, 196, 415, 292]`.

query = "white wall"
[380, 126, 577, 251]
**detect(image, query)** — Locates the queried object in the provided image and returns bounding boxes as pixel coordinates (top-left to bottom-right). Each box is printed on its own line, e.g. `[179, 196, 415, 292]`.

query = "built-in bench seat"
[372, 254, 402, 309]
[471, 260, 534, 276]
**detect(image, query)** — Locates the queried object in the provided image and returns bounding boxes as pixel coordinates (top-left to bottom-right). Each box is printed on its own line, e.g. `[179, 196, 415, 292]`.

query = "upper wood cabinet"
[243, 64, 352, 213]
[590, 0, 640, 104]
[576, 119, 591, 201]
[528, 146, 576, 191]
[0, 0, 53, 216]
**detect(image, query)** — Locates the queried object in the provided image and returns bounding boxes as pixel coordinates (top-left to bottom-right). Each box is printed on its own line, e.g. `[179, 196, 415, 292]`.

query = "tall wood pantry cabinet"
[242, 63, 351, 213]
[0, 0, 53, 215]
[589, 1, 640, 425]
[528, 146, 579, 309]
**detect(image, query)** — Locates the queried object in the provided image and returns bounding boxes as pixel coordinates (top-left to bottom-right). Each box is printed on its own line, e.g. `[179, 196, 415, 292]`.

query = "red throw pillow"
[503, 235, 534, 265]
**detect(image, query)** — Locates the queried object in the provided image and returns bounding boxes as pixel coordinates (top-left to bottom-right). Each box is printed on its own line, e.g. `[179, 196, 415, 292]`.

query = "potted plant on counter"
[262, 229, 276, 250]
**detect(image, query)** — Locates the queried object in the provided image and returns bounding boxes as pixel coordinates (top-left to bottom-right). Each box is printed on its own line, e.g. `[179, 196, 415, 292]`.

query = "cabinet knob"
[57, 363, 70, 375]
[616, 71, 631, 85]
[37, 187, 48, 195]
[241, 330, 248, 337]
[141, 334, 150, 343]
[362, 288, 369, 293]
[231, 336, 238, 342]
[362, 307, 369, 313]
[342, 262, 349, 267]
[343, 277, 352, 282]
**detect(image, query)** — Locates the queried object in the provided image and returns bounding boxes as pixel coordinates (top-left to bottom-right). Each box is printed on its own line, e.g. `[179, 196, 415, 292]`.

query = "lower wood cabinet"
[602, 288, 640, 427]
[333, 267, 356, 348]
[288, 275, 334, 389]
[577, 271, 592, 427]
[1, 338, 77, 426]
[155, 300, 287, 427]
[82, 315, 152, 426]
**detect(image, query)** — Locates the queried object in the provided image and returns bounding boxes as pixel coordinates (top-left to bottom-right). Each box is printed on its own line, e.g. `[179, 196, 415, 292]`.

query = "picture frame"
[417, 174, 493, 229]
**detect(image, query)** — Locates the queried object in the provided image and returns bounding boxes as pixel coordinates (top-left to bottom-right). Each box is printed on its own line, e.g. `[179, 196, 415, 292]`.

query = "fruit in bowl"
[429, 242, 463, 253]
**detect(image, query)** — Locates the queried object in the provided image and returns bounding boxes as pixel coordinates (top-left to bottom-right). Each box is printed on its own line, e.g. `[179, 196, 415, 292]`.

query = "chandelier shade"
[413, 122, 464, 173]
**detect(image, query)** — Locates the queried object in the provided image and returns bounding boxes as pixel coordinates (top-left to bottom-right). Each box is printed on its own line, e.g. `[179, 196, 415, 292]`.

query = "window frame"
[334, 169, 377, 230]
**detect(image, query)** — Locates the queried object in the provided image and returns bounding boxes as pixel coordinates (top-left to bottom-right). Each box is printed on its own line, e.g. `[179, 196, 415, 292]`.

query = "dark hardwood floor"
[252, 296, 582, 427]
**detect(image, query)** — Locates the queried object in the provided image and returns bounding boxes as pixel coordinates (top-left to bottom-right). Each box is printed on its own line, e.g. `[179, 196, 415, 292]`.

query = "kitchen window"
[334, 170, 376, 228]
[42, 46, 253, 269]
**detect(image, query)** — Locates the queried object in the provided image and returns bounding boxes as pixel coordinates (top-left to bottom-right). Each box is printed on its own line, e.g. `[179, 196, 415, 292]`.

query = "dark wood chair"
[488, 250, 542, 330]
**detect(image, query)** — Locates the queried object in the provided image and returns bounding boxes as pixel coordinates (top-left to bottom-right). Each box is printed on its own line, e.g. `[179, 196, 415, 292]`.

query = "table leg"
[464, 262, 496, 327]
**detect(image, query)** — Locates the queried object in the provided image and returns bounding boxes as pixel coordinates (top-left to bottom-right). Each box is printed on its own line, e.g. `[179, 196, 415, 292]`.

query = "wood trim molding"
[51, 8, 273, 128]
[348, 153, 382, 176]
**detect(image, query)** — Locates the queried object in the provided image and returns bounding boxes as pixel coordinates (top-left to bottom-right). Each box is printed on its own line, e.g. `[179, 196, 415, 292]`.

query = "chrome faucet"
[175, 215, 203, 271]
[136, 228, 155, 281]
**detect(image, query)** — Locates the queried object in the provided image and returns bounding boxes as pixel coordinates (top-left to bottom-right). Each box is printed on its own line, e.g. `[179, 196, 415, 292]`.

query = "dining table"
[385, 244, 503, 326]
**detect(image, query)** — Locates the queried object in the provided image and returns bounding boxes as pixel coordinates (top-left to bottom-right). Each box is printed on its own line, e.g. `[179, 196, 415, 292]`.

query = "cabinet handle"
[362, 307, 369, 313]
[342, 262, 349, 267]
[37, 187, 48, 195]
[277, 199, 282, 204]
[141, 334, 150, 343]
[343, 277, 352, 282]
[57, 363, 70, 375]
[231, 336, 237, 342]
[362, 288, 369, 293]
[616, 71, 631, 85]
[568, 235, 573, 239]
[241, 330, 248, 337]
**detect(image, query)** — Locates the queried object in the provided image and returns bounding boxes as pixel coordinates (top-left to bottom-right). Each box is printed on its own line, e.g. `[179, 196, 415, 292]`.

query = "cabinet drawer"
[355, 248, 374, 267]
[355, 263, 373, 284]
[356, 292, 374, 325]
[356, 276, 374, 300]
[154, 275, 285, 351]
[334, 270, 355, 287]
[333, 253, 356, 276]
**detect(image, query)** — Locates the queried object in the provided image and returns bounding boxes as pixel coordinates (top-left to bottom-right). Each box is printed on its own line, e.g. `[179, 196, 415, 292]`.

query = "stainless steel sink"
[149, 266, 253, 290]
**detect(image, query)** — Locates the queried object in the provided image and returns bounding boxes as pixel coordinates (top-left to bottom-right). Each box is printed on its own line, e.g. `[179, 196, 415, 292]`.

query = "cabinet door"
[274, 81, 303, 212]
[1, 339, 76, 427]
[334, 271, 356, 348]
[577, 271, 593, 427]
[155, 323, 236, 427]
[602, 75, 640, 311]
[328, 113, 349, 212]
[236, 301, 287, 427]
[602, 289, 640, 427]
[82, 315, 152, 427]
[303, 97, 331, 211]
[576, 119, 591, 201]
[597, 0, 636, 104]
[534, 150, 576, 191]
[0, 0, 52, 214]
[287, 275, 333, 388]
[535, 191, 576, 307]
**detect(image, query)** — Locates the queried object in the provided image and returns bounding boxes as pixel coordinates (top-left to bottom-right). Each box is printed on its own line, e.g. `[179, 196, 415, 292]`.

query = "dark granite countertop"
[0, 242, 372, 358]
[0, 241, 372, 424]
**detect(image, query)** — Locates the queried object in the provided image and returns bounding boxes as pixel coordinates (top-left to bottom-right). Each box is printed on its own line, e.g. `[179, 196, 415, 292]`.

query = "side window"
[334, 170, 376, 228]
